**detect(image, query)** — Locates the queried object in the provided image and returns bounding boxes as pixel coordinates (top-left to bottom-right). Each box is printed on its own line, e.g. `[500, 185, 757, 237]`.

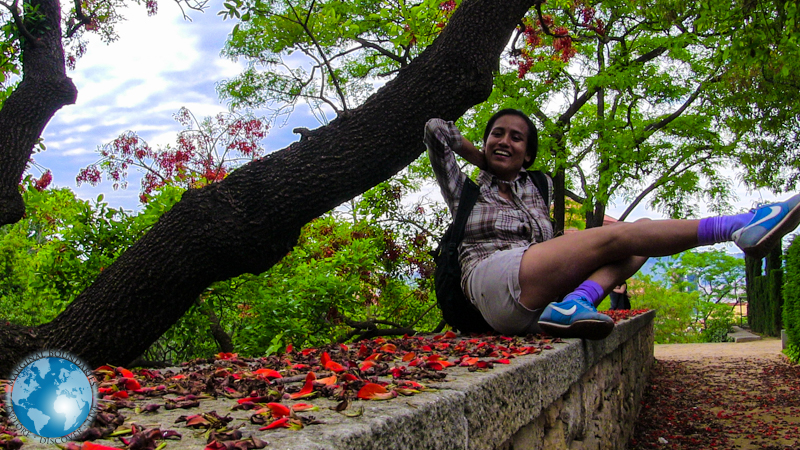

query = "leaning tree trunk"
[0, 0, 539, 376]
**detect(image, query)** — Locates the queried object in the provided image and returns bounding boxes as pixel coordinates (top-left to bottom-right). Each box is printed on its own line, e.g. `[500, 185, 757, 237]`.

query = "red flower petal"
[83, 442, 123, 450]
[265, 402, 291, 418]
[292, 403, 317, 412]
[380, 343, 397, 353]
[357, 383, 396, 400]
[359, 360, 377, 371]
[260, 417, 291, 430]
[289, 372, 316, 399]
[320, 352, 331, 367]
[316, 375, 338, 386]
[122, 378, 141, 390]
[254, 368, 282, 379]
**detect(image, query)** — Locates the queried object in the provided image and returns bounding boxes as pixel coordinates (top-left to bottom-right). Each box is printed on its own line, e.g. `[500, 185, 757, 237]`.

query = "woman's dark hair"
[482, 109, 538, 169]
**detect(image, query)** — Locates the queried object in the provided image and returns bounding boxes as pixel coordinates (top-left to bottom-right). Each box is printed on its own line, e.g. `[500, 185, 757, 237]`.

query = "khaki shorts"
[466, 246, 544, 335]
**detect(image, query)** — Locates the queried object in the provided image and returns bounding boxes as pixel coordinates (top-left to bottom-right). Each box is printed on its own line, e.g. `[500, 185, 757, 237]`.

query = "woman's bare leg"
[517, 219, 699, 310]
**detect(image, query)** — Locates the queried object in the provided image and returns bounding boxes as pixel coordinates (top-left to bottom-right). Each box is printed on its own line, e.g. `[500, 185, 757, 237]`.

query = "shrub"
[627, 277, 702, 344]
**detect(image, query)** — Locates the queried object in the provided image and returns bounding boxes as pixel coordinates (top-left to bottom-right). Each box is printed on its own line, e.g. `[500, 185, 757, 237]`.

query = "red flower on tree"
[77, 107, 270, 203]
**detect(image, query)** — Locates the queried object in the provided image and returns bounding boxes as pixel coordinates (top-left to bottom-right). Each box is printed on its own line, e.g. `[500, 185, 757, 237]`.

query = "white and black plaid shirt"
[425, 118, 553, 289]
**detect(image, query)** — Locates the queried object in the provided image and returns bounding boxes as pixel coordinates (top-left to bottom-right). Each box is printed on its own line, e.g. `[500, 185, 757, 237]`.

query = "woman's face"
[484, 114, 531, 180]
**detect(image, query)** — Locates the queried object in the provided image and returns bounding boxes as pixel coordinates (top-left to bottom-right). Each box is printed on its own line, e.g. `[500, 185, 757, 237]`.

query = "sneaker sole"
[538, 319, 614, 340]
[740, 200, 800, 259]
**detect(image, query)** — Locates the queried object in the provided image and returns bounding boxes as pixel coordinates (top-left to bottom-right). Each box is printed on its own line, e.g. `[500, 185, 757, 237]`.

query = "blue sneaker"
[732, 193, 800, 259]
[537, 297, 614, 340]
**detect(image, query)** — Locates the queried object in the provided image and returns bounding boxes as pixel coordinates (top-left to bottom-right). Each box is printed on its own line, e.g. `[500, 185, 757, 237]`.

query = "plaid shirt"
[425, 119, 553, 289]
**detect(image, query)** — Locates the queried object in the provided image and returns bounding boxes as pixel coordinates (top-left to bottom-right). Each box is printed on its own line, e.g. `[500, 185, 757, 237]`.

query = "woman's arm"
[455, 137, 487, 171]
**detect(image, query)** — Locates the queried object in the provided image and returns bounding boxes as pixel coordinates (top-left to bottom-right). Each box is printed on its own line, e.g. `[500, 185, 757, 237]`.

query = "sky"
[34, 1, 785, 228]
[37, 1, 318, 210]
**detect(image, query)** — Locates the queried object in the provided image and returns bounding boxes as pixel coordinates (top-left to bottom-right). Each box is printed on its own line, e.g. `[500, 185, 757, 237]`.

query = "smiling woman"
[425, 109, 800, 341]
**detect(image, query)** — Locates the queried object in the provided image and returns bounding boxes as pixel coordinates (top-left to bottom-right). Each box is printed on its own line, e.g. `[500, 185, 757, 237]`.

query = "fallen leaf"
[289, 372, 316, 399]
[357, 383, 396, 400]
[265, 402, 291, 418]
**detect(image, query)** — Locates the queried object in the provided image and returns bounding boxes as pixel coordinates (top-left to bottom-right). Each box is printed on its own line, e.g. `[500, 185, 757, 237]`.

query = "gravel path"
[654, 337, 783, 361]
[632, 337, 800, 450]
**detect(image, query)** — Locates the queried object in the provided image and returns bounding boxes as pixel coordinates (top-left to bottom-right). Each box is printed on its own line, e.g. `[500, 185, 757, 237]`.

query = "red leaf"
[82, 442, 122, 450]
[237, 396, 269, 404]
[316, 375, 338, 386]
[357, 383, 395, 400]
[402, 352, 416, 362]
[320, 352, 332, 367]
[286, 344, 293, 353]
[254, 368, 282, 379]
[111, 390, 129, 399]
[324, 360, 345, 373]
[380, 343, 397, 353]
[121, 378, 140, 391]
[265, 402, 291, 418]
[460, 357, 479, 367]
[116, 367, 134, 378]
[289, 372, 316, 399]
[292, 403, 317, 412]
[444, 330, 458, 339]
[360, 360, 377, 371]
[259, 417, 290, 430]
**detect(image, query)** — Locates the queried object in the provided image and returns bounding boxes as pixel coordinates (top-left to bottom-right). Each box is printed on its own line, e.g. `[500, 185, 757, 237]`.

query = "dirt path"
[654, 337, 784, 360]
[631, 337, 800, 450]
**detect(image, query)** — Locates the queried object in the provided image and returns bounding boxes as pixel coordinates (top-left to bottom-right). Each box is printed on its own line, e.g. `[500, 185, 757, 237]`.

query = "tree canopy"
[1, 0, 800, 376]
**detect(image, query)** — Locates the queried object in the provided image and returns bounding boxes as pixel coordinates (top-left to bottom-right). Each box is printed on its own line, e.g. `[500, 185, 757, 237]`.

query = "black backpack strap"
[528, 170, 549, 205]
[451, 178, 480, 243]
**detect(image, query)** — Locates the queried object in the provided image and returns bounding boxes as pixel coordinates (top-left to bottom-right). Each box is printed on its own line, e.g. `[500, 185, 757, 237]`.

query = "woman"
[609, 282, 631, 310]
[425, 109, 800, 340]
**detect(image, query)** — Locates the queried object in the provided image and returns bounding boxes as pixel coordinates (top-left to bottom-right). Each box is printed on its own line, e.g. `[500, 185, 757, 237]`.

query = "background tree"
[651, 249, 744, 342]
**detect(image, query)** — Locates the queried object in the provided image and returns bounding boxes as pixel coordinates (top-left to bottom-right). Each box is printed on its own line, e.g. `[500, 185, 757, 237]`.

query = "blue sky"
[32, 1, 784, 226]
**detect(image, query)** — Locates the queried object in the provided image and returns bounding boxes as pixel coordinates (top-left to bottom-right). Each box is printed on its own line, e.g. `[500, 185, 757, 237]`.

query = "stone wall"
[259, 310, 655, 450]
[500, 311, 655, 450]
[17, 311, 655, 450]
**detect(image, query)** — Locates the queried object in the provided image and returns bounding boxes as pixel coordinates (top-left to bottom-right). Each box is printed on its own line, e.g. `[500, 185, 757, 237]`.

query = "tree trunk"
[0, 0, 78, 225]
[0, 0, 538, 376]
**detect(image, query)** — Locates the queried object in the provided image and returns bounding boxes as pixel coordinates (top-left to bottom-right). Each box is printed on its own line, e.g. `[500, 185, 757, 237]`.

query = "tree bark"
[0, 0, 539, 376]
[0, 0, 78, 225]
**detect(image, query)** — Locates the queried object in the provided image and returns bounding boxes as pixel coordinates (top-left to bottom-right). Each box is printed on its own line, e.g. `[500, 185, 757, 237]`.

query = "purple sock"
[564, 280, 605, 307]
[697, 212, 754, 246]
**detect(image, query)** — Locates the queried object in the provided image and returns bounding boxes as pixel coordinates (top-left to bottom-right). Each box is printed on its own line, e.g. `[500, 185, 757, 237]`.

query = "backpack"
[431, 171, 550, 333]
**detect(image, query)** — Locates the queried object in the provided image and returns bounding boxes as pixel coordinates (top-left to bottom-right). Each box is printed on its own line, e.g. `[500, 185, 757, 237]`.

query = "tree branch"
[0, 0, 40, 45]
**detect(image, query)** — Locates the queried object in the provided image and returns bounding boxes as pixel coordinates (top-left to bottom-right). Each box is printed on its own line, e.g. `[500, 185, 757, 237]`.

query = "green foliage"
[218, 0, 458, 118]
[627, 277, 701, 344]
[700, 303, 734, 343]
[782, 235, 800, 359]
[784, 343, 800, 365]
[0, 179, 181, 326]
[646, 250, 743, 341]
[747, 248, 784, 337]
